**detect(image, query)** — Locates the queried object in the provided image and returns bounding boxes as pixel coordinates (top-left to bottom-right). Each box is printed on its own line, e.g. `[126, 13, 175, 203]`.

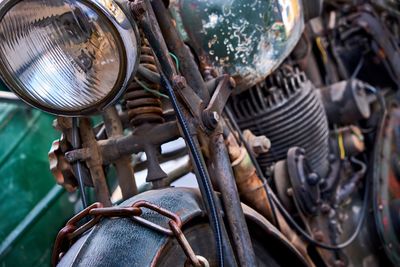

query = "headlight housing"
[0, 0, 140, 115]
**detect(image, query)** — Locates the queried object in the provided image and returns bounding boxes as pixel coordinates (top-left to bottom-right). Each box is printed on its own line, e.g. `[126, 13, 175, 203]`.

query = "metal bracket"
[202, 75, 234, 130]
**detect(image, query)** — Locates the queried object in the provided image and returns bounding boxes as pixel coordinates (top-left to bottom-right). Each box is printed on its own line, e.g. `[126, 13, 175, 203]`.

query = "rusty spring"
[124, 38, 164, 128]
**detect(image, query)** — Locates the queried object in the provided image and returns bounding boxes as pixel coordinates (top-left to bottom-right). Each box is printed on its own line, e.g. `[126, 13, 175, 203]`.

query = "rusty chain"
[52, 201, 208, 267]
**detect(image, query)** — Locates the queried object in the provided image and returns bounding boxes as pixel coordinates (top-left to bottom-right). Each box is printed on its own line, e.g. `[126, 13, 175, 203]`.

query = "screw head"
[173, 75, 187, 89]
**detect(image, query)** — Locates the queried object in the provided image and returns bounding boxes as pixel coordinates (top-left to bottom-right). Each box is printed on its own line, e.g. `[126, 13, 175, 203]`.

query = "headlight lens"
[0, 0, 139, 115]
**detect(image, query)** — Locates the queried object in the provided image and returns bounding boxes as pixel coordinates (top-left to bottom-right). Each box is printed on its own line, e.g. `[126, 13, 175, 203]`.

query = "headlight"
[0, 0, 140, 115]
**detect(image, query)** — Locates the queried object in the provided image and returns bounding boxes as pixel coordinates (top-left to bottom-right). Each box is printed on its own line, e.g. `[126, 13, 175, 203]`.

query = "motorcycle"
[0, 0, 398, 266]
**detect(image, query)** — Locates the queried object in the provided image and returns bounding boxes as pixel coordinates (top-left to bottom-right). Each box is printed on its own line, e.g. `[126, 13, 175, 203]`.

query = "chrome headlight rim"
[0, 0, 140, 116]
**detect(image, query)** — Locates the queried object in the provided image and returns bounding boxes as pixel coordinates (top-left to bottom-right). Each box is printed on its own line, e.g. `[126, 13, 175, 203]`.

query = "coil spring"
[124, 38, 164, 127]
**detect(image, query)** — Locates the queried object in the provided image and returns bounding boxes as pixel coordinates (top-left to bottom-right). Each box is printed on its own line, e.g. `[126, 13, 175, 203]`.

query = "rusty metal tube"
[151, 0, 210, 102]
[103, 107, 138, 199]
[226, 133, 314, 266]
[80, 118, 112, 206]
[210, 133, 257, 267]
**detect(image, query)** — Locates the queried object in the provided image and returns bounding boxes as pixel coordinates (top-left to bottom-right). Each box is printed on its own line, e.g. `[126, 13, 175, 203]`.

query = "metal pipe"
[103, 107, 138, 199]
[79, 118, 112, 206]
[210, 133, 257, 267]
[151, 0, 210, 102]
[65, 122, 181, 165]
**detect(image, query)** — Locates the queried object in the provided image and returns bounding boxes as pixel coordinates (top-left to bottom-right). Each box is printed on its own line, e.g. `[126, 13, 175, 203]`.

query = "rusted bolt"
[173, 75, 187, 90]
[252, 136, 271, 155]
[243, 130, 271, 155]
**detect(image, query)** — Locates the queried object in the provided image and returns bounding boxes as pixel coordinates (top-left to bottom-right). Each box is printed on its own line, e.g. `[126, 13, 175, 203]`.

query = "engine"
[230, 66, 330, 178]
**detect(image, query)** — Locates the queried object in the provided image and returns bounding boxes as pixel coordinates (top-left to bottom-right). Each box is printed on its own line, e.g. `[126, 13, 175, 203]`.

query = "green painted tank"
[0, 85, 75, 266]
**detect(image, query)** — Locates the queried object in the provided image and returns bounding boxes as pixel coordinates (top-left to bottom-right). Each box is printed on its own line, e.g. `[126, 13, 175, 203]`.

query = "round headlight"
[0, 0, 140, 115]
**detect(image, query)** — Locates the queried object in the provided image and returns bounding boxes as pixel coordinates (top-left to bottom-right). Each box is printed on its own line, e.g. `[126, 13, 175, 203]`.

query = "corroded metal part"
[151, 0, 210, 102]
[319, 79, 371, 126]
[65, 121, 180, 164]
[209, 133, 257, 267]
[57, 188, 310, 267]
[79, 118, 112, 206]
[373, 103, 400, 265]
[48, 138, 77, 192]
[225, 133, 314, 266]
[102, 107, 138, 199]
[242, 130, 271, 156]
[169, 0, 304, 91]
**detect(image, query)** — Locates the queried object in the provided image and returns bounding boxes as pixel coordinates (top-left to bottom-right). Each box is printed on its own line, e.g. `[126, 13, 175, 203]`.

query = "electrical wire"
[161, 74, 224, 267]
[169, 52, 180, 71]
[72, 117, 88, 209]
[134, 77, 169, 99]
[293, 84, 388, 249]
[268, 175, 369, 250]
[338, 130, 346, 160]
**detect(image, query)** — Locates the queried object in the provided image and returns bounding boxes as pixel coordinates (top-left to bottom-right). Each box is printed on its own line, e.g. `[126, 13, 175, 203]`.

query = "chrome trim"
[0, 0, 140, 116]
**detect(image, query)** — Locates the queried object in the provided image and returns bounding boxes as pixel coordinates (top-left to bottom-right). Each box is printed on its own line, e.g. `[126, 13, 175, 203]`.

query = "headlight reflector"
[0, 0, 139, 115]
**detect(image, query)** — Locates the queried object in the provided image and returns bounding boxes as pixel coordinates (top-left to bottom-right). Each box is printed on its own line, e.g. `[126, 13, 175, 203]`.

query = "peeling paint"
[170, 0, 304, 91]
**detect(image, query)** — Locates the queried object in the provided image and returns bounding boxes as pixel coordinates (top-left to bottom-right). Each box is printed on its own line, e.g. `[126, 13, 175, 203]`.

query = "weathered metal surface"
[373, 103, 400, 265]
[103, 107, 138, 199]
[79, 118, 112, 206]
[210, 133, 257, 267]
[319, 79, 371, 126]
[202, 75, 234, 131]
[169, 0, 304, 91]
[57, 187, 309, 267]
[48, 136, 77, 192]
[225, 133, 314, 266]
[65, 121, 180, 165]
[151, 0, 210, 102]
[230, 67, 330, 178]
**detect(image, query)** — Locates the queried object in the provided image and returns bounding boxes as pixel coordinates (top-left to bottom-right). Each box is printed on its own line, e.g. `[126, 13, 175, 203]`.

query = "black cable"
[225, 107, 280, 229]
[160, 75, 224, 267]
[72, 117, 88, 209]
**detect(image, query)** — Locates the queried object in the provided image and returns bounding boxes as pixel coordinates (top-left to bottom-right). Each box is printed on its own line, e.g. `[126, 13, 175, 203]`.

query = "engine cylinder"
[230, 67, 330, 177]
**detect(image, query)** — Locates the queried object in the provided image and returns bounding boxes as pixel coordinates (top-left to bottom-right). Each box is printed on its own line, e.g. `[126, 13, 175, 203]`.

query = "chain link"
[52, 200, 208, 267]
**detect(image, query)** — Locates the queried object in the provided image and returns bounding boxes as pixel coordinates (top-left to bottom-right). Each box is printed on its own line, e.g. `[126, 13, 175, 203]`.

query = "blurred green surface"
[0, 101, 75, 267]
